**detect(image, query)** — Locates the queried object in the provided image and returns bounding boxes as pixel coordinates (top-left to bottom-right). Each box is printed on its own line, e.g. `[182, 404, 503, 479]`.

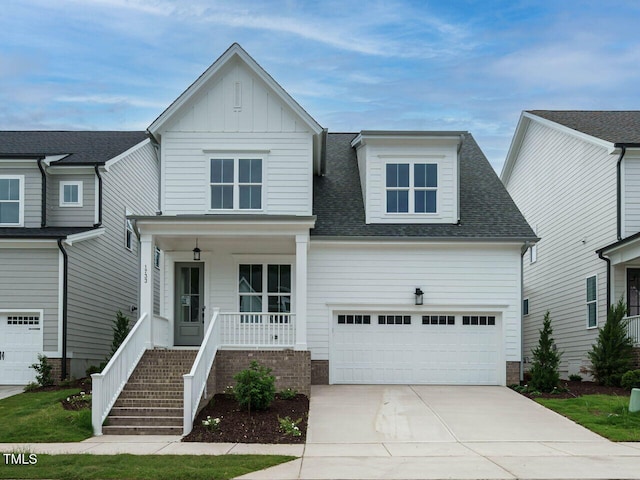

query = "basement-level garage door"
[331, 312, 501, 385]
[0, 312, 43, 385]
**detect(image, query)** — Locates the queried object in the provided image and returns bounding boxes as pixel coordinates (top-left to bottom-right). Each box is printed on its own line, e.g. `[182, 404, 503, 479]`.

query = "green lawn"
[0, 454, 295, 480]
[0, 389, 92, 442]
[537, 394, 640, 441]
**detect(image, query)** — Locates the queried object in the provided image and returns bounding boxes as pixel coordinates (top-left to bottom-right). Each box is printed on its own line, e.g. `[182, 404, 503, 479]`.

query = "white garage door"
[0, 312, 43, 385]
[331, 312, 501, 385]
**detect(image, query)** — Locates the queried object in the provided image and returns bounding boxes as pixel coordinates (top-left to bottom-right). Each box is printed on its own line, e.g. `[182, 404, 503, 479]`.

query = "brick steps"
[104, 349, 196, 435]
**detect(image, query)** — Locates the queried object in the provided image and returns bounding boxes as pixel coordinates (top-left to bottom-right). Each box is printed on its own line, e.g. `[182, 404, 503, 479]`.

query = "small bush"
[111, 310, 131, 356]
[278, 416, 302, 437]
[529, 311, 561, 392]
[202, 416, 221, 431]
[234, 361, 275, 412]
[23, 382, 39, 392]
[30, 354, 53, 387]
[569, 374, 583, 382]
[279, 388, 298, 400]
[621, 369, 640, 390]
[85, 361, 107, 377]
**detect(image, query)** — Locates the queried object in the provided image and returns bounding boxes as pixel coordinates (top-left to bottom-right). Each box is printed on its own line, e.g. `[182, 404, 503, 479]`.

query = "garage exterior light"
[414, 287, 424, 305]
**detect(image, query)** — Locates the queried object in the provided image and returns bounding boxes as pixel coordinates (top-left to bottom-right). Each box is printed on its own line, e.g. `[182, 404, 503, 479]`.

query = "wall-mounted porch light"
[414, 287, 424, 305]
[193, 238, 201, 261]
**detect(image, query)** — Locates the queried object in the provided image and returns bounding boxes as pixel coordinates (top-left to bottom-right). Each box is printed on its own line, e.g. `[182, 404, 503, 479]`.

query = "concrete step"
[113, 397, 183, 408]
[110, 406, 183, 417]
[118, 389, 183, 399]
[106, 415, 182, 427]
[101, 425, 183, 435]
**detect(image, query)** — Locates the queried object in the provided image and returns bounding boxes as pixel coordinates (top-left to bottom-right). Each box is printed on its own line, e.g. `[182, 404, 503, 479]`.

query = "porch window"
[385, 162, 437, 214]
[627, 269, 640, 316]
[586, 275, 597, 328]
[0, 176, 23, 226]
[210, 158, 262, 210]
[239, 263, 291, 323]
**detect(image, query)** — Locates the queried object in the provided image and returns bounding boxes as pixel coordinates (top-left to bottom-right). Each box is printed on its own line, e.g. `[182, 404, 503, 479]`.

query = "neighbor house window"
[210, 158, 262, 210]
[154, 246, 161, 269]
[523, 298, 529, 316]
[125, 209, 134, 251]
[239, 263, 291, 322]
[0, 175, 23, 226]
[587, 275, 597, 328]
[59, 181, 83, 207]
[386, 162, 437, 214]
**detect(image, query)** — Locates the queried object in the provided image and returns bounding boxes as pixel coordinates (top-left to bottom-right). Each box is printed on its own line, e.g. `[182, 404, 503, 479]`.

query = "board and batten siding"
[0, 248, 58, 351]
[623, 153, 640, 237]
[505, 120, 617, 376]
[66, 141, 158, 371]
[47, 173, 96, 227]
[306, 242, 522, 362]
[0, 163, 42, 227]
[161, 132, 313, 215]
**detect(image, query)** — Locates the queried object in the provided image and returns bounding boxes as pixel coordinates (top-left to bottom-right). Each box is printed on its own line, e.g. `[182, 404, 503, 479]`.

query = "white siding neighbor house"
[502, 111, 640, 378]
[87, 44, 535, 436]
[0, 132, 158, 383]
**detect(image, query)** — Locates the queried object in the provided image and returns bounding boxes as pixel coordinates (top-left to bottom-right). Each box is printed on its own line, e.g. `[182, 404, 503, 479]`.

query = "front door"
[174, 262, 205, 346]
[627, 268, 640, 316]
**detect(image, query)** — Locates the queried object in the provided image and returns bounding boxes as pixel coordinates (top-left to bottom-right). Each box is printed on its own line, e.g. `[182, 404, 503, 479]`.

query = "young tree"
[588, 298, 634, 387]
[530, 311, 561, 392]
[110, 310, 131, 356]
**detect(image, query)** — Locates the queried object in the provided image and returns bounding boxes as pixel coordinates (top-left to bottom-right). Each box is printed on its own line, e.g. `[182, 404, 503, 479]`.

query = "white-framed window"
[530, 244, 537, 263]
[385, 162, 437, 214]
[238, 263, 291, 321]
[59, 181, 83, 207]
[586, 275, 597, 328]
[125, 209, 134, 251]
[0, 175, 24, 226]
[154, 246, 161, 269]
[210, 157, 263, 210]
[523, 298, 529, 316]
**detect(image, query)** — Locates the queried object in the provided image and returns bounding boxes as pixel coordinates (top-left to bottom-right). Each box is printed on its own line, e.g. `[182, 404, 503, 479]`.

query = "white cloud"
[55, 94, 166, 109]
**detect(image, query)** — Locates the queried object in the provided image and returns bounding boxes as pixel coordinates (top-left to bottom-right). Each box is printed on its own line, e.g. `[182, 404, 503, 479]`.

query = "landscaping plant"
[110, 310, 131, 356]
[234, 361, 275, 412]
[278, 416, 302, 437]
[587, 298, 634, 387]
[279, 388, 298, 400]
[529, 311, 561, 392]
[30, 354, 54, 387]
[621, 369, 640, 390]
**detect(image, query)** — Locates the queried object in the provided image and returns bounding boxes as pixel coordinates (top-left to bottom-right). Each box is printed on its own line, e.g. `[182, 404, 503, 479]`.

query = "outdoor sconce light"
[414, 287, 424, 305]
[193, 238, 201, 261]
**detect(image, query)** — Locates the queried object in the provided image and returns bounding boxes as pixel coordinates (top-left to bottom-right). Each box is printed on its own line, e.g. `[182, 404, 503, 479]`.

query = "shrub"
[202, 416, 221, 431]
[110, 310, 131, 356]
[621, 369, 640, 390]
[234, 361, 275, 412]
[279, 388, 298, 400]
[587, 298, 634, 387]
[30, 354, 54, 387]
[85, 361, 107, 377]
[23, 382, 39, 392]
[569, 374, 583, 382]
[278, 416, 302, 437]
[529, 311, 561, 392]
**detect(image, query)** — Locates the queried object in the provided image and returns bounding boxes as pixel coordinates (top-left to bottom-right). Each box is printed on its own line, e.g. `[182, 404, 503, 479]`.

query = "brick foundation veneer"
[212, 350, 311, 396]
[506, 361, 521, 385]
[48, 358, 71, 383]
[311, 360, 329, 384]
[632, 347, 640, 369]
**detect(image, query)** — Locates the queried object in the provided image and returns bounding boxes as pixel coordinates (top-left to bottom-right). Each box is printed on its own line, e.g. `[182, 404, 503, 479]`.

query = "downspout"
[94, 165, 103, 227]
[598, 250, 611, 317]
[520, 241, 534, 381]
[37, 158, 46, 227]
[616, 145, 626, 241]
[57, 239, 69, 381]
[147, 132, 162, 215]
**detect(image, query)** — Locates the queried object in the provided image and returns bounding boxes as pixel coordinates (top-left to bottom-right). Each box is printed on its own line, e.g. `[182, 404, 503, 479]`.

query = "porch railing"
[626, 315, 640, 345]
[183, 308, 221, 436]
[218, 312, 295, 348]
[91, 312, 150, 436]
[153, 315, 170, 347]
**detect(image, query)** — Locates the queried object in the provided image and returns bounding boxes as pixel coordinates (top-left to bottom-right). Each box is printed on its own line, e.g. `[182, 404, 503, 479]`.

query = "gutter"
[56, 239, 69, 381]
[94, 165, 103, 227]
[36, 157, 47, 227]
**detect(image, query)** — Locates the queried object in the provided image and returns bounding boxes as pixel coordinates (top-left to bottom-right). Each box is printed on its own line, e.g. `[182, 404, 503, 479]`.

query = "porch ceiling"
[602, 236, 640, 266]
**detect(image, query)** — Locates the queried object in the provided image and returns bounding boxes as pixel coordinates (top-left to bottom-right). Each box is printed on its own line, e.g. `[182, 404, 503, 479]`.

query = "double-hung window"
[210, 158, 262, 210]
[0, 175, 23, 226]
[59, 181, 83, 207]
[586, 275, 597, 328]
[386, 162, 437, 214]
[239, 263, 291, 323]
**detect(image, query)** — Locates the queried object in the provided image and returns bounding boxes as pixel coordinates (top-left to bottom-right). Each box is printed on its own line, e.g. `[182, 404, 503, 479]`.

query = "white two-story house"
[502, 110, 640, 378]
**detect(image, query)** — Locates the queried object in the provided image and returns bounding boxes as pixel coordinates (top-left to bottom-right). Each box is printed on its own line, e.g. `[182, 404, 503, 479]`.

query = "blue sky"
[2, 0, 639, 172]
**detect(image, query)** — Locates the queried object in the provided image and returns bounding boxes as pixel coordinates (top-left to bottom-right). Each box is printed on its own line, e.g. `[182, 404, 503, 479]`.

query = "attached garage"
[331, 312, 502, 385]
[0, 311, 43, 385]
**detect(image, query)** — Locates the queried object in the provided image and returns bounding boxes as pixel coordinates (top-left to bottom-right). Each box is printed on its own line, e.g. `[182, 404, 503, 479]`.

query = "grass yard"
[0, 454, 295, 480]
[0, 389, 92, 442]
[537, 394, 640, 441]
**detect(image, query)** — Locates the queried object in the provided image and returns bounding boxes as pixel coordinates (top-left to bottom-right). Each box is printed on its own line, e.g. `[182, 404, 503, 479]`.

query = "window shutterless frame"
[384, 161, 438, 215]
[124, 208, 134, 252]
[59, 181, 83, 207]
[0, 175, 24, 226]
[209, 157, 264, 211]
[586, 274, 597, 329]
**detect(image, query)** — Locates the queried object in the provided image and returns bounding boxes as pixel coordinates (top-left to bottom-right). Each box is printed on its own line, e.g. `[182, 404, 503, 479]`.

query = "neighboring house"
[502, 110, 640, 378]
[0, 132, 158, 384]
[124, 43, 534, 395]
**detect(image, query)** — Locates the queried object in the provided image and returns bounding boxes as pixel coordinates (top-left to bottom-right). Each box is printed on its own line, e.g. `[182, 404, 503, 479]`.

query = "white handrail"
[626, 315, 640, 346]
[91, 312, 150, 436]
[183, 308, 220, 436]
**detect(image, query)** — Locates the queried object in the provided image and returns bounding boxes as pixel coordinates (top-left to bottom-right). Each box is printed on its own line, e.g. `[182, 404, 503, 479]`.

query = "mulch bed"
[515, 380, 630, 399]
[26, 377, 92, 394]
[183, 393, 309, 444]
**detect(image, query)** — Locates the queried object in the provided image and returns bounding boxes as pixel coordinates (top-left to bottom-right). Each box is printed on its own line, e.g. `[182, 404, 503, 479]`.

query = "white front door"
[331, 312, 501, 385]
[0, 312, 43, 385]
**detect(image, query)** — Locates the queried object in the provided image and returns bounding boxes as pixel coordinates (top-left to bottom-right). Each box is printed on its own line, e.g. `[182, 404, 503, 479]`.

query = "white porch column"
[139, 233, 154, 347]
[295, 234, 309, 350]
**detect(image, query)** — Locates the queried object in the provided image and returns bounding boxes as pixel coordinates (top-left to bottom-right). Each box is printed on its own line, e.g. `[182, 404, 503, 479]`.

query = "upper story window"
[59, 181, 83, 207]
[125, 209, 134, 251]
[386, 162, 437, 214]
[210, 158, 262, 210]
[0, 175, 24, 226]
[586, 275, 597, 328]
[154, 246, 161, 269]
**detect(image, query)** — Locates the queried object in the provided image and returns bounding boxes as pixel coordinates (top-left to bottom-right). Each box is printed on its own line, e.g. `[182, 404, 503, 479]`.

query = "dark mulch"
[516, 380, 631, 399]
[60, 394, 91, 411]
[26, 377, 92, 394]
[183, 393, 309, 444]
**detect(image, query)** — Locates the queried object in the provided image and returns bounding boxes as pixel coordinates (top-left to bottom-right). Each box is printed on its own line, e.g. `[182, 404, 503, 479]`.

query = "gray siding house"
[502, 111, 640, 378]
[0, 132, 158, 384]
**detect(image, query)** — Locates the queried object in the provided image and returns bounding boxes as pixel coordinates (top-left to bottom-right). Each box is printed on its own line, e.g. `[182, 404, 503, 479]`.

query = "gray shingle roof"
[528, 111, 640, 144]
[312, 133, 536, 239]
[0, 131, 148, 165]
[0, 227, 97, 239]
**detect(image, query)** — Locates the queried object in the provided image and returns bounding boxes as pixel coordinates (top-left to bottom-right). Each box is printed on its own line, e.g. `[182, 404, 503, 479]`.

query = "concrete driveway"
[0, 385, 23, 400]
